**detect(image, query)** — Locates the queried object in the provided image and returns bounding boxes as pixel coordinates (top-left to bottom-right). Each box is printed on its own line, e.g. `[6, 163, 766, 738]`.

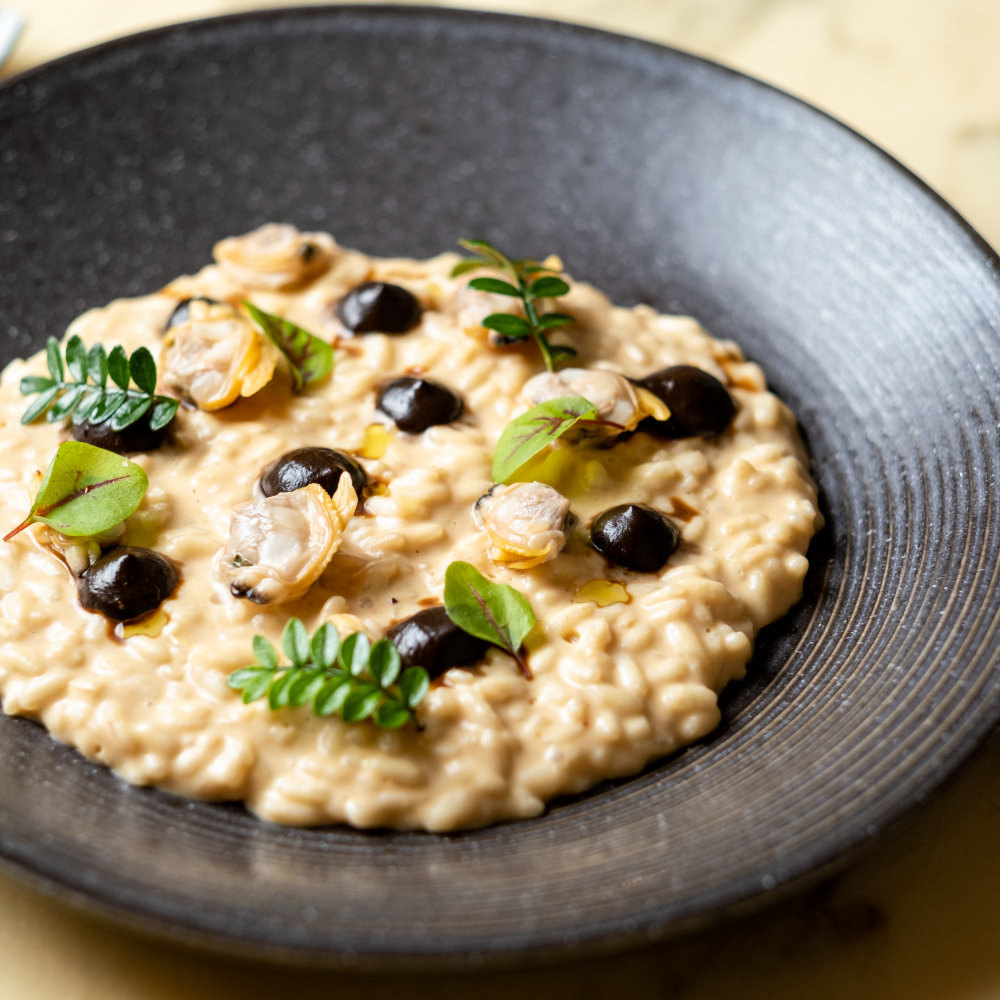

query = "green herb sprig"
[4, 441, 148, 541]
[228, 619, 429, 729]
[444, 561, 536, 678]
[20, 336, 179, 432]
[453, 239, 576, 372]
[243, 302, 333, 392]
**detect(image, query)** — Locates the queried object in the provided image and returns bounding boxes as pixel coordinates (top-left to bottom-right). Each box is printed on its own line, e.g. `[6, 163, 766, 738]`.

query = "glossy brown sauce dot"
[637, 364, 736, 438]
[590, 503, 680, 572]
[336, 281, 421, 334]
[387, 605, 490, 680]
[78, 546, 180, 621]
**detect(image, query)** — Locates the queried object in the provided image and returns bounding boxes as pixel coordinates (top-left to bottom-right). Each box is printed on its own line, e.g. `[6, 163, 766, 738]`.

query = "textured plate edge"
[3, 2, 997, 270]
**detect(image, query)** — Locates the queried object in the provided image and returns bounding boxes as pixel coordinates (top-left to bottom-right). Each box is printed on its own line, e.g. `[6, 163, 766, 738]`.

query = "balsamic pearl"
[636, 365, 736, 438]
[386, 606, 490, 680]
[77, 546, 179, 621]
[165, 296, 222, 331]
[336, 282, 421, 334]
[376, 377, 464, 433]
[71, 415, 168, 454]
[590, 503, 680, 573]
[258, 447, 367, 508]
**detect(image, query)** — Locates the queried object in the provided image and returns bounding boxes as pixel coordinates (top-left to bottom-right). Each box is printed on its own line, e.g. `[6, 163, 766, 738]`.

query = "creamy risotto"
[0, 225, 821, 831]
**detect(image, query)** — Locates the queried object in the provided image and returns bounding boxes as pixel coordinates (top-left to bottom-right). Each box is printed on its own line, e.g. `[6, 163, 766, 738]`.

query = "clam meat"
[213, 223, 332, 291]
[221, 477, 357, 604]
[521, 367, 669, 443]
[160, 299, 278, 411]
[474, 481, 576, 570]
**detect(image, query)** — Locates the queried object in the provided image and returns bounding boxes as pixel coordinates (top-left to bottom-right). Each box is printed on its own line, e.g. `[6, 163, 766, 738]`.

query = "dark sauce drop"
[77, 546, 179, 621]
[258, 447, 367, 509]
[590, 503, 680, 573]
[375, 377, 464, 433]
[336, 282, 421, 334]
[71, 414, 169, 454]
[386, 606, 490, 680]
[636, 364, 736, 438]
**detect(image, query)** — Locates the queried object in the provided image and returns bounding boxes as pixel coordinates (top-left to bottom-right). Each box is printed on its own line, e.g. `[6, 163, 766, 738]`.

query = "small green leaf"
[4, 441, 148, 541]
[65, 336, 88, 383]
[252, 635, 279, 671]
[288, 669, 327, 708]
[268, 670, 298, 710]
[314, 675, 351, 716]
[310, 622, 340, 670]
[457, 239, 514, 273]
[19, 375, 55, 395]
[341, 683, 381, 722]
[444, 561, 535, 677]
[369, 639, 401, 688]
[399, 666, 430, 709]
[229, 667, 276, 703]
[374, 700, 412, 729]
[243, 301, 333, 393]
[527, 276, 570, 299]
[242, 672, 277, 703]
[71, 388, 103, 426]
[482, 314, 531, 339]
[45, 338, 64, 382]
[535, 313, 575, 332]
[227, 666, 264, 690]
[339, 632, 371, 677]
[282, 617, 311, 667]
[468, 276, 521, 298]
[88, 389, 127, 424]
[491, 395, 598, 483]
[108, 394, 152, 431]
[20, 385, 61, 424]
[149, 398, 180, 432]
[129, 347, 158, 395]
[450, 257, 490, 278]
[88, 344, 109, 387]
[548, 344, 578, 362]
[107, 345, 130, 390]
[45, 384, 85, 423]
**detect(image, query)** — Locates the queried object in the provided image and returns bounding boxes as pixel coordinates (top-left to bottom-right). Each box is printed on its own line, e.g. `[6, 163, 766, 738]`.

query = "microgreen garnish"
[444, 561, 536, 678]
[19, 335, 179, 432]
[492, 395, 598, 483]
[227, 618, 429, 729]
[453, 239, 576, 372]
[4, 441, 148, 542]
[243, 302, 333, 392]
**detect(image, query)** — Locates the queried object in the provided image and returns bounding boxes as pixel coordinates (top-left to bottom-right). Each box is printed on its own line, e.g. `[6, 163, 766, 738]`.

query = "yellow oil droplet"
[515, 447, 608, 496]
[359, 423, 392, 459]
[369, 481, 389, 496]
[117, 608, 169, 640]
[573, 579, 631, 607]
[579, 459, 610, 493]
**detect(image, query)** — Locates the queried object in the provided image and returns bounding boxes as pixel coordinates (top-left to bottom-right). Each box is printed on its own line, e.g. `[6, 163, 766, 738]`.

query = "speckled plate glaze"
[1, 5, 999, 969]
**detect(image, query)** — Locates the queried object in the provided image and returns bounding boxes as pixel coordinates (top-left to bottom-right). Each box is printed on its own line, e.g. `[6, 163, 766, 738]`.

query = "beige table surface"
[3, 1, 1000, 997]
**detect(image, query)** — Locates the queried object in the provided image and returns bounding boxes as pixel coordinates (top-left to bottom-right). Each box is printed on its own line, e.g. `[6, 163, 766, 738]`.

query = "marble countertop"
[2, 2, 999, 997]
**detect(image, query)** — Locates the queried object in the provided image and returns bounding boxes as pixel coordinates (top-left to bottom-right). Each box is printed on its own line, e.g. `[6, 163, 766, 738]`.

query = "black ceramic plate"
[1, 5, 999, 968]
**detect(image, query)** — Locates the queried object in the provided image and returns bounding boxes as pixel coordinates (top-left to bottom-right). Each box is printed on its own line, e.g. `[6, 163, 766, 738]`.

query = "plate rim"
[2, 3, 1000, 968]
